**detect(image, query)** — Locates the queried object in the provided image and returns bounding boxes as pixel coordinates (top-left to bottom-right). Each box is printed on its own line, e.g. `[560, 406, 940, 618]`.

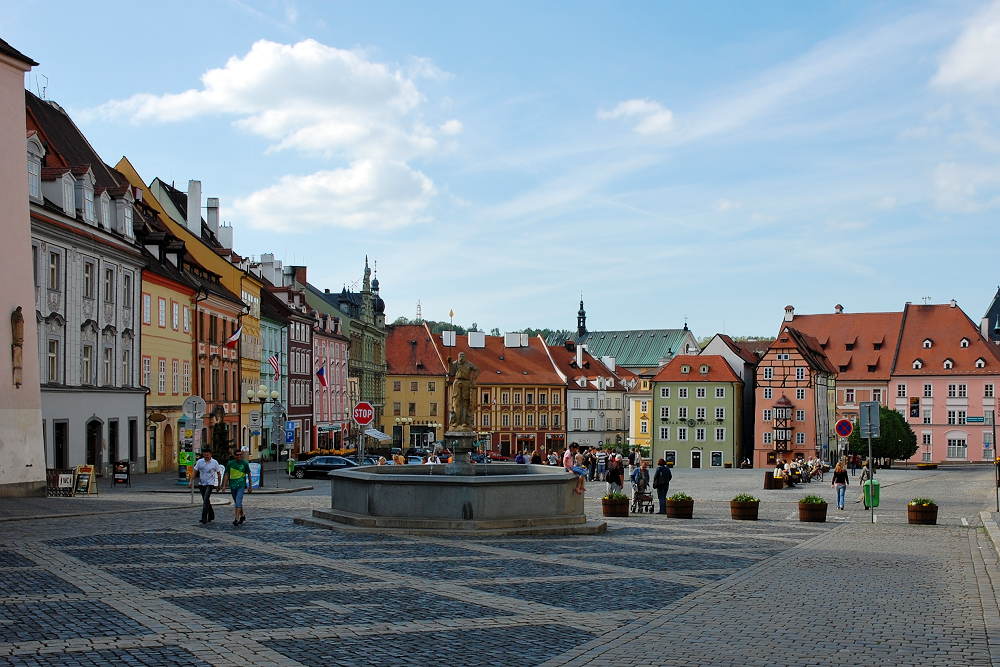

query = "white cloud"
[876, 195, 897, 210]
[933, 0, 1000, 92]
[715, 198, 741, 212]
[85, 39, 455, 160]
[231, 160, 436, 232]
[933, 162, 1000, 212]
[597, 98, 674, 135]
[440, 119, 463, 135]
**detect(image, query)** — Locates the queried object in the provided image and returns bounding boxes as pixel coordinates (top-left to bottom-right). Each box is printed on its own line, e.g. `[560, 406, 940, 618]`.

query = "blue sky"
[7, 1, 1000, 336]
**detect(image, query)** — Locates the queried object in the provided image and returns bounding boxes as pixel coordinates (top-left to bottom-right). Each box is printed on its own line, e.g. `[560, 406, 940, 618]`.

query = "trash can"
[764, 471, 775, 490]
[863, 478, 880, 509]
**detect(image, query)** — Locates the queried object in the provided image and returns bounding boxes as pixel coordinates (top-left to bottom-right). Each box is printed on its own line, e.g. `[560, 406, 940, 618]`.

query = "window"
[776, 353, 790, 360]
[897, 384, 907, 398]
[923, 339, 932, 349]
[482, 392, 490, 404]
[525, 392, 533, 404]
[573, 397, 581, 409]
[586, 398, 594, 409]
[182, 361, 191, 394]
[539, 414, 547, 427]
[121, 349, 131, 385]
[430, 402, 437, 416]
[715, 428, 725, 441]
[410, 381, 418, 392]
[639, 400, 648, 413]
[762, 432, 772, 444]
[393, 381, 401, 391]
[699, 365, 709, 374]
[639, 420, 647, 434]
[101, 197, 110, 227]
[873, 388, 882, 402]
[157, 298, 166, 327]
[795, 432, 806, 444]
[763, 409, 773, 422]
[103, 347, 113, 385]
[763, 387, 772, 399]
[678, 407, 688, 419]
[142, 357, 151, 388]
[696, 387, 706, 398]
[796, 409, 805, 421]
[553, 414, 560, 427]
[526, 413, 533, 427]
[986, 384, 994, 398]
[696, 407, 706, 420]
[796, 389, 806, 401]
[501, 392, 509, 404]
[715, 407, 725, 420]
[845, 389, 855, 403]
[660, 427, 669, 439]
[958, 384, 967, 398]
[408, 403, 416, 417]
[677, 427, 687, 441]
[586, 417, 593, 430]
[960, 338, 970, 348]
[84, 185, 95, 222]
[171, 302, 179, 330]
[141, 294, 150, 324]
[482, 414, 490, 427]
[182, 306, 190, 332]
[501, 414, 510, 427]
[428, 381, 436, 392]
[103, 269, 114, 304]
[392, 402, 401, 416]
[948, 384, 956, 398]
[985, 432, 994, 458]
[62, 177, 73, 214]
[660, 387, 669, 398]
[678, 388, 688, 399]
[515, 393, 522, 405]
[795, 367, 805, 380]
[81, 345, 93, 385]
[977, 358, 987, 369]
[923, 409, 932, 424]
[944, 359, 954, 370]
[157, 359, 166, 393]
[28, 154, 40, 198]
[538, 393, 547, 405]
[168, 360, 178, 393]
[83, 262, 95, 298]
[715, 387, 725, 398]
[958, 410, 967, 424]
[48, 252, 60, 290]
[123, 204, 133, 232]
[660, 406, 669, 419]
[946, 438, 967, 459]
[696, 427, 706, 441]
[681, 365, 690, 374]
[552, 392, 561, 405]
[763, 367, 773, 380]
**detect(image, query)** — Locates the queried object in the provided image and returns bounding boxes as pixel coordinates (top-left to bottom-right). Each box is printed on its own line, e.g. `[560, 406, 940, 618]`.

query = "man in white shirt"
[191, 449, 223, 524]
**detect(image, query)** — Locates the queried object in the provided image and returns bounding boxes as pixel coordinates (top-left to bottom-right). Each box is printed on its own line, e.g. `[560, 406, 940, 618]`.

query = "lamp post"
[246, 384, 282, 488]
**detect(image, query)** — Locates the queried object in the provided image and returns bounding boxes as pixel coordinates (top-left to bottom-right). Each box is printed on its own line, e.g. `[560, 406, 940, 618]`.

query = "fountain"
[296, 353, 606, 536]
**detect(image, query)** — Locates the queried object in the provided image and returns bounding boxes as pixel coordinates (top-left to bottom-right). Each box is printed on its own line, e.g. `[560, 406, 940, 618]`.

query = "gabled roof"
[553, 328, 697, 368]
[651, 355, 742, 383]
[770, 327, 837, 375]
[386, 324, 447, 376]
[784, 311, 902, 381]
[892, 303, 1000, 376]
[546, 344, 625, 392]
[714, 334, 773, 365]
[0, 38, 37, 67]
[432, 333, 563, 386]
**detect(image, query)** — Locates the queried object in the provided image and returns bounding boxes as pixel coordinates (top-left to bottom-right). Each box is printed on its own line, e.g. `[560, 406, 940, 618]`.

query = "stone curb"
[0, 499, 231, 523]
[144, 485, 313, 495]
[979, 510, 1000, 555]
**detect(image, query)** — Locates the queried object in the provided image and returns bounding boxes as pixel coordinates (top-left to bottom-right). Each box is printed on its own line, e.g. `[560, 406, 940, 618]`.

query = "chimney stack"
[206, 197, 219, 234]
[949, 299, 957, 308]
[216, 222, 233, 249]
[575, 342, 583, 369]
[784, 305, 795, 322]
[834, 304, 844, 314]
[186, 180, 202, 235]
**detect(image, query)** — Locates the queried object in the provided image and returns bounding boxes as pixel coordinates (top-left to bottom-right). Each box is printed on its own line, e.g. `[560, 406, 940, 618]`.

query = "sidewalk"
[97, 461, 314, 494]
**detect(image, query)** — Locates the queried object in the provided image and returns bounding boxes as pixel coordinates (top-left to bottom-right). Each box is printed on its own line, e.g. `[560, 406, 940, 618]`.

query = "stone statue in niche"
[11, 306, 24, 388]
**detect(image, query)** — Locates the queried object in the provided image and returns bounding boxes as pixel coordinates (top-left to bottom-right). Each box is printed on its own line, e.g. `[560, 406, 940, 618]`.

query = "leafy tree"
[846, 406, 917, 464]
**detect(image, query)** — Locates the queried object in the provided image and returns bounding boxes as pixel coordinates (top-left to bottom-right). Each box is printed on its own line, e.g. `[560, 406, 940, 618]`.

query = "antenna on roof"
[38, 74, 48, 100]
[922, 296, 932, 305]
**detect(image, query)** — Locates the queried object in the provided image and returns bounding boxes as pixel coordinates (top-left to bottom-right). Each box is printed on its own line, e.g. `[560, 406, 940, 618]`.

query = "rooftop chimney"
[950, 299, 957, 308]
[601, 356, 616, 372]
[217, 222, 233, 249]
[784, 305, 795, 322]
[186, 180, 202, 235]
[834, 304, 844, 314]
[575, 343, 583, 369]
[206, 197, 220, 234]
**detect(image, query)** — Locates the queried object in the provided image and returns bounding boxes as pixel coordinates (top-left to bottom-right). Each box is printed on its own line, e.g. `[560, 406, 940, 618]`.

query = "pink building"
[890, 302, 1000, 464]
[313, 312, 350, 448]
[0, 39, 46, 494]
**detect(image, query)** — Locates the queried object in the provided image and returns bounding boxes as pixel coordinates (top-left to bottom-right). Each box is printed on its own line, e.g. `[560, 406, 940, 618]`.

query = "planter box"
[798, 502, 827, 523]
[730, 501, 759, 521]
[907, 503, 938, 525]
[602, 499, 629, 518]
[916, 463, 938, 470]
[666, 499, 694, 519]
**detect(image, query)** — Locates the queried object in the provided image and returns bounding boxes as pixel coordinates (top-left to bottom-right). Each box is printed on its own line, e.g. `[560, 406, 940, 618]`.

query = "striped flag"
[315, 360, 328, 388]
[267, 354, 280, 381]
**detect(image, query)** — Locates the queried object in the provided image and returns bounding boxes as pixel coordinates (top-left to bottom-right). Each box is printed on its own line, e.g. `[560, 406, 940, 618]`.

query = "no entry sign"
[835, 418, 853, 438]
[353, 401, 375, 426]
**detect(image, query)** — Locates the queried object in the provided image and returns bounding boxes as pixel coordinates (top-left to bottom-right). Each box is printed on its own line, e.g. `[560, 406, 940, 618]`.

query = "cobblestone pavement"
[0, 466, 996, 665]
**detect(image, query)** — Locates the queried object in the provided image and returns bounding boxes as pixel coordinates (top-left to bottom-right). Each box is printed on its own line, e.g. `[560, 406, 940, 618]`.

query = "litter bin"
[764, 471, 775, 490]
[863, 478, 880, 509]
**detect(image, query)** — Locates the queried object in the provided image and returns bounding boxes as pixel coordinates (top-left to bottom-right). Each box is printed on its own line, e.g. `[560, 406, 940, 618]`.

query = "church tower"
[577, 297, 587, 337]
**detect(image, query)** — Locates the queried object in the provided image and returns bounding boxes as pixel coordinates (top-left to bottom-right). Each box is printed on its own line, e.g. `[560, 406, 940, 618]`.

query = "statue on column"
[447, 352, 479, 430]
[10, 306, 24, 388]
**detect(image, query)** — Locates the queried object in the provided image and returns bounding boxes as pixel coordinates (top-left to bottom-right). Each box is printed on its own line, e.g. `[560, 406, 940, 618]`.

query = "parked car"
[470, 452, 491, 464]
[292, 456, 358, 478]
[406, 455, 424, 464]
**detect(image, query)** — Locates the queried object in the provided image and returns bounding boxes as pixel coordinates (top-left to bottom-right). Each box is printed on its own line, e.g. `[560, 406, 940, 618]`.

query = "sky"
[7, 0, 1000, 336]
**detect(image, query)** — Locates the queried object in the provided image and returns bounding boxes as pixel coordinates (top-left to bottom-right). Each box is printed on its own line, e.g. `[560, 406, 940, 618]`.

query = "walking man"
[596, 447, 608, 481]
[652, 458, 672, 514]
[222, 450, 252, 526]
[191, 449, 223, 524]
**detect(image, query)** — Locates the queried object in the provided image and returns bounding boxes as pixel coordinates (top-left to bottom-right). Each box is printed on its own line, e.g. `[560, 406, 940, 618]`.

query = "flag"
[267, 354, 280, 381]
[316, 365, 328, 388]
[224, 326, 242, 349]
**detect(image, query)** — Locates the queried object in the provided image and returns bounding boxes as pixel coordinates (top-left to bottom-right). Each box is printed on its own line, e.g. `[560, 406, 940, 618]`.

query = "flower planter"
[730, 500, 759, 521]
[916, 463, 938, 470]
[601, 499, 629, 518]
[666, 499, 694, 519]
[797, 501, 827, 522]
[907, 503, 938, 525]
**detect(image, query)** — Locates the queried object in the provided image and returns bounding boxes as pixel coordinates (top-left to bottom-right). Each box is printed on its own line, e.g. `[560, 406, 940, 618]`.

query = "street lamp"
[246, 384, 282, 459]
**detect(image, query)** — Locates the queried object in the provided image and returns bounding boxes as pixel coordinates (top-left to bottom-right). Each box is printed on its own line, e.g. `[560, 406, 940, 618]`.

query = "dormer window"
[699, 365, 709, 374]
[99, 192, 110, 229]
[976, 358, 986, 369]
[681, 365, 690, 374]
[943, 358, 954, 370]
[61, 175, 74, 216]
[26, 134, 44, 201]
[912, 359, 923, 369]
[960, 338, 970, 348]
[922, 339, 933, 349]
[74, 171, 96, 224]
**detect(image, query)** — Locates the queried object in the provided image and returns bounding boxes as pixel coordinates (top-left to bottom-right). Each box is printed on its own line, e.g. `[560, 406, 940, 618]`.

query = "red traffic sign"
[353, 402, 375, 426]
[835, 419, 853, 438]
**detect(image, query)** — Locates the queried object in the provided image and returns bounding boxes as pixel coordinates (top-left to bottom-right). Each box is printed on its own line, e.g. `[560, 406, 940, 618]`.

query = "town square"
[3, 1, 1000, 665]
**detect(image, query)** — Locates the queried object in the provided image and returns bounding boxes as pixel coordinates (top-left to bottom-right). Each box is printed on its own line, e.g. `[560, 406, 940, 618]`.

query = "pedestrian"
[605, 455, 625, 495]
[563, 443, 587, 495]
[425, 452, 441, 464]
[856, 464, 872, 504]
[377, 456, 387, 465]
[222, 450, 252, 526]
[849, 454, 859, 476]
[547, 450, 558, 466]
[652, 458, 672, 514]
[631, 459, 650, 499]
[586, 449, 597, 481]
[191, 449, 223, 525]
[596, 447, 608, 481]
[831, 461, 849, 510]
[514, 450, 526, 464]
[627, 449, 636, 470]
[530, 448, 543, 465]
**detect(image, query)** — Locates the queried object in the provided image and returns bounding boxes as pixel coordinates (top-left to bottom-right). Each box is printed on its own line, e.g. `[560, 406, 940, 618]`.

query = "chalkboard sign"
[74, 471, 91, 495]
[112, 461, 130, 487]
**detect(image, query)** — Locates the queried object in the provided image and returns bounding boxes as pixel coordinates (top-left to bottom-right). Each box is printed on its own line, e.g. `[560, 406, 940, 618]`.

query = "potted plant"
[907, 497, 938, 525]
[601, 492, 629, 517]
[666, 492, 694, 519]
[798, 495, 828, 522]
[730, 493, 760, 521]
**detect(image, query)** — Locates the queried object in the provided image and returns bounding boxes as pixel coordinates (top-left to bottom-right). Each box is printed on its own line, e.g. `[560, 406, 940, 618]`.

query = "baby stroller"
[631, 482, 654, 513]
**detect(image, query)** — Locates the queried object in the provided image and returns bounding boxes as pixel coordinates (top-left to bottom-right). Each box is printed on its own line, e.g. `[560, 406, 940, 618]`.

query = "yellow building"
[625, 371, 654, 457]
[381, 324, 448, 449]
[118, 160, 264, 454]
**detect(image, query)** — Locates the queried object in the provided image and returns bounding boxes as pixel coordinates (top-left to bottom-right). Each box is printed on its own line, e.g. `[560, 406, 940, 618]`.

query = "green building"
[651, 354, 743, 469]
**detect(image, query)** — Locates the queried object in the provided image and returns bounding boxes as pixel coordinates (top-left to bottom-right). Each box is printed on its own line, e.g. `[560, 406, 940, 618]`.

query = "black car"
[292, 456, 358, 478]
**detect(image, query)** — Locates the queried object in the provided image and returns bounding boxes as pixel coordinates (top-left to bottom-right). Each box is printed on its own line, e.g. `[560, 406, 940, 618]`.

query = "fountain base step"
[295, 509, 607, 536]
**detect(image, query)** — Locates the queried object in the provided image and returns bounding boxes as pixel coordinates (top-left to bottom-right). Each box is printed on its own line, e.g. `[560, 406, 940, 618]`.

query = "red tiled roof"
[547, 344, 625, 391]
[716, 334, 773, 364]
[892, 303, 1000, 376]
[386, 324, 447, 376]
[651, 355, 742, 383]
[432, 333, 564, 386]
[771, 327, 837, 375]
[786, 312, 902, 381]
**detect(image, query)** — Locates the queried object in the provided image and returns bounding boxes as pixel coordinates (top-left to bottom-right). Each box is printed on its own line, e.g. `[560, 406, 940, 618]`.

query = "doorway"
[691, 450, 702, 469]
[108, 419, 119, 462]
[162, 424, 174, 470]
[86, 419, 102, 470]
[53, 421, 68, 468]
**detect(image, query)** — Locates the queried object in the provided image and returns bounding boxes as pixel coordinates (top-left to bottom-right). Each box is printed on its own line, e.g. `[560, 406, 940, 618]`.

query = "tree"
[846, 406, 917, 465]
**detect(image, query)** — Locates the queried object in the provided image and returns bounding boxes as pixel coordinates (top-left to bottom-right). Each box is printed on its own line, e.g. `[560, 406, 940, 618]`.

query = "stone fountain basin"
[296, 463, 605, 535]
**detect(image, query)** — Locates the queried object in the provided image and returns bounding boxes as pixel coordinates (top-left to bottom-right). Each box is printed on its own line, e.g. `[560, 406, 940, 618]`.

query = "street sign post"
[967, 416, 986, 423]
[179, 395, 206, 486]
[859, 402, 880, 524]
[353, 402, 375, 426]
[249, 411, 262, 428]
[835, 419, 854, 438]
[182, 396, 207, 419]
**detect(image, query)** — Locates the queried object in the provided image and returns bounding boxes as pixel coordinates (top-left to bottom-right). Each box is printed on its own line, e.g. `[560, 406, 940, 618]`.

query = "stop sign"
[353, 401, 375, 426]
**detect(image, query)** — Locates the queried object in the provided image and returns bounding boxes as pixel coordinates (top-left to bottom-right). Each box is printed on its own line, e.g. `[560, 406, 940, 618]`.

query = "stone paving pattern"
[0, 465, 995, 665]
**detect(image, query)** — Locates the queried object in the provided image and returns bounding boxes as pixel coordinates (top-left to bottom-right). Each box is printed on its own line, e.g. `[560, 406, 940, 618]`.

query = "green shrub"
[799, 495, 826, 504]
[602, 492, 629, 501]
[909, 497, 936, 506]
[668, 492, 692, 501]
[732, 493, 760, 503]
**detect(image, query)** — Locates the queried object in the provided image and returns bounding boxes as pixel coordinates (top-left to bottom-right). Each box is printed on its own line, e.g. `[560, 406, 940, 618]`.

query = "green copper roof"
[549, 329, 698, 368]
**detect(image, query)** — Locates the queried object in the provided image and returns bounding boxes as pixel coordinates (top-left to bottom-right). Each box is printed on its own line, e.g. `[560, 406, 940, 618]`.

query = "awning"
[364, 428, 391, 442]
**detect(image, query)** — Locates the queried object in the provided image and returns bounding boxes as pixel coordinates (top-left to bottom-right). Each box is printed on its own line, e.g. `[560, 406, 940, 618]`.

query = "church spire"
[362, 255, 371, 292]
[577, 295, 587, 337]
